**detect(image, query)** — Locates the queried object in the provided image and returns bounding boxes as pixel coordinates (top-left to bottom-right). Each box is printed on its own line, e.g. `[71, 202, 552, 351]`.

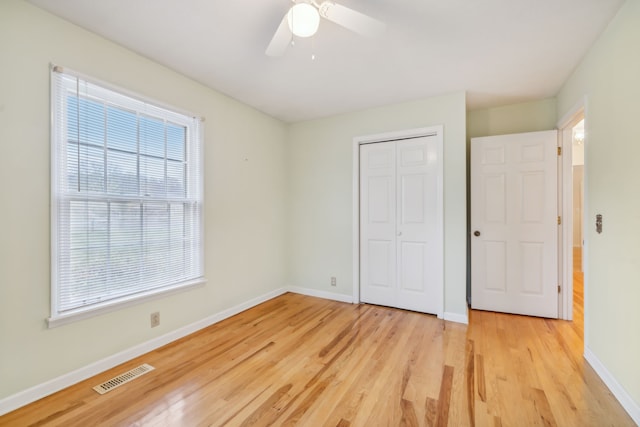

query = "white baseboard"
[0, 287, 288, 416]
[287, 286, 354, 304]
[584, 346, 640, 425]
[444, 309, 469, 325]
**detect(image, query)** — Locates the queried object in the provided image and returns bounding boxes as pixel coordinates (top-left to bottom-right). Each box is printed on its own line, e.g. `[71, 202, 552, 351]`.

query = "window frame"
[48, 65, 205, 328]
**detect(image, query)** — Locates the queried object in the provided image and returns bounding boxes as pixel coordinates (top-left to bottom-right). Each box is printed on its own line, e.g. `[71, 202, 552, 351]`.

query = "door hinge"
[558, 285, 561, 294]
[557, 216, 562, 225]
[557, 146, 562, 156]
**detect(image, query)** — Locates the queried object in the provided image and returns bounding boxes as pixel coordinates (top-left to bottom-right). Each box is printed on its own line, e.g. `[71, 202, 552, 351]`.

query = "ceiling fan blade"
[266, 12, 293, 57]
[318, 1, 385, 37]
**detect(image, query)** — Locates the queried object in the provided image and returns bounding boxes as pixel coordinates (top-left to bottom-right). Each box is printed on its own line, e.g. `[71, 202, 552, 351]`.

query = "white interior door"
[471, 130, 559, 318]
[360, 135, 442, 315]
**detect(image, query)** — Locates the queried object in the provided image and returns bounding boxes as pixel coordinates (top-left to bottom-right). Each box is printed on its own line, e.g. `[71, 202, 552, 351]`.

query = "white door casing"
[359, 133, 442, 315]
[471, 130, 559, 318]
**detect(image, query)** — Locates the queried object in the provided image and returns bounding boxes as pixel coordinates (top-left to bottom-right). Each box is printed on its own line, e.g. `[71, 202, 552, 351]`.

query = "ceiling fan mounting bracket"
[318, 2, 333, 19]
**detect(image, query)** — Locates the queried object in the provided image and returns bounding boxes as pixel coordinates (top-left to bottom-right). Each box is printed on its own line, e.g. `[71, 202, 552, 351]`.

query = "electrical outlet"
[331, 277, 337, 286]
[150, 312, 160, 328]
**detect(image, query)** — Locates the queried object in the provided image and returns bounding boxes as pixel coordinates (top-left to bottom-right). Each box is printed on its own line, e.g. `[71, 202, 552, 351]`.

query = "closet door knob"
[473, 230, 481, 237]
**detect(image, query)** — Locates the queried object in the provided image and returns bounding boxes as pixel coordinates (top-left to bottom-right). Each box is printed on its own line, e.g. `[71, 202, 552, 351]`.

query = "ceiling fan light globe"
[287, 3, 320, 38]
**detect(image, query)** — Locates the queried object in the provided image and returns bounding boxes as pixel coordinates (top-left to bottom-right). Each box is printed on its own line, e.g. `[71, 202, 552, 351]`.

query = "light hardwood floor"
[574, 247, 583, 273]
[0, 284, 633, 426]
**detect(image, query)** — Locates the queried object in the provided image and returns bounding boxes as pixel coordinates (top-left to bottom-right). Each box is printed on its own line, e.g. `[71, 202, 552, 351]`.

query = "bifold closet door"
[360, 136, 441, 315]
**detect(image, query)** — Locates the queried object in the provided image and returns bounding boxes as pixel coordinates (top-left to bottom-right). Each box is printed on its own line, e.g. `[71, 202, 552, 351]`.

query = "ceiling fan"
[265, 0, 386, 57]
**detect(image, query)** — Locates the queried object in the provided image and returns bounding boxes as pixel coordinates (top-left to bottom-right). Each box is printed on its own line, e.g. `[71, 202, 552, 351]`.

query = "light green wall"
[287, 92, 468, 317]
[557, 0, 640, 408]
[0, 0, 287, 399]
[467, 98, 557, 139]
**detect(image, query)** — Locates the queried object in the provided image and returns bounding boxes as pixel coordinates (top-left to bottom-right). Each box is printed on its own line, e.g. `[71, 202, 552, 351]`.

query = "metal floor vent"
[93, 364, 155, 395]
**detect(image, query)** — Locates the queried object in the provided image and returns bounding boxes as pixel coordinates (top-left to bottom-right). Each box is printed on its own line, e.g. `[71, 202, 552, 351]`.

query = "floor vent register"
[93, 364, 155, 395]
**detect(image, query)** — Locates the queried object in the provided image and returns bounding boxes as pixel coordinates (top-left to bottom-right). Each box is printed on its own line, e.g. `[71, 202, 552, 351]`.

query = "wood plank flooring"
[0, 287, 633, 426]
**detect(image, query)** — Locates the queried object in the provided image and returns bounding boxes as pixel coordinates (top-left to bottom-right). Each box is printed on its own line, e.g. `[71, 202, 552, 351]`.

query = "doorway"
[558, 101, 586, 330]
[571, 118, 585, 331]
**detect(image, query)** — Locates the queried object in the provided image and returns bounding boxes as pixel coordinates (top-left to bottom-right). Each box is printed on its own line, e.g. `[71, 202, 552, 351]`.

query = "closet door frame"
[352, 125, 444, 318]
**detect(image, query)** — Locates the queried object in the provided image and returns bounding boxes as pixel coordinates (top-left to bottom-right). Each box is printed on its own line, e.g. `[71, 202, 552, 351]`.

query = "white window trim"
[48, 64, 205, 328]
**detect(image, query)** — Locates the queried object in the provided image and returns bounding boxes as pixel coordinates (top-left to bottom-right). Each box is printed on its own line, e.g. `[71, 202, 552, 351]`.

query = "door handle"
[473, 230, 481, 237]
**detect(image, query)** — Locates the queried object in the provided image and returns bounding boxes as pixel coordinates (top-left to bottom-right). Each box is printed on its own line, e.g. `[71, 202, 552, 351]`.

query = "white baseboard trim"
[584, 346, 640, 425]
[444, 309, 469, 325]
[287, 286, 354, 304]
[0, 287, 288, 416]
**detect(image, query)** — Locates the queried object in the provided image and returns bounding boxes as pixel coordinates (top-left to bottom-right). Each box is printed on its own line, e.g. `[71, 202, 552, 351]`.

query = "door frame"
[557, 96, 588, 323]
[352, 125, 444, 318]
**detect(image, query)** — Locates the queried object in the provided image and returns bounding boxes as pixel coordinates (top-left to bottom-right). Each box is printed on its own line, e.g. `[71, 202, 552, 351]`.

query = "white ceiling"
[28, 0, 624, 123]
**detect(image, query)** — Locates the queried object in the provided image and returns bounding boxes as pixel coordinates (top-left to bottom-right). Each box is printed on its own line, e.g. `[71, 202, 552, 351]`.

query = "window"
[50, 66, 204, 326]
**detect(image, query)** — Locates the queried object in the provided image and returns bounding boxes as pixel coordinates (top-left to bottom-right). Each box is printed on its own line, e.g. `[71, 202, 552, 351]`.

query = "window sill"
[46, 278, 207, 328]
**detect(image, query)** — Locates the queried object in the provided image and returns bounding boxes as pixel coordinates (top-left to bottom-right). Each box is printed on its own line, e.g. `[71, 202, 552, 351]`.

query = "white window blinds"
[50, 66, 204, 324]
